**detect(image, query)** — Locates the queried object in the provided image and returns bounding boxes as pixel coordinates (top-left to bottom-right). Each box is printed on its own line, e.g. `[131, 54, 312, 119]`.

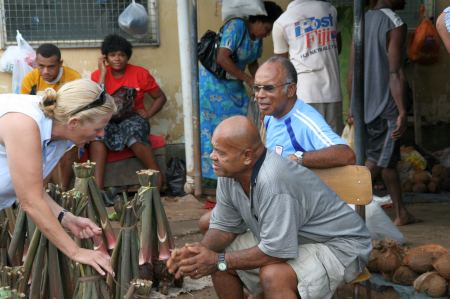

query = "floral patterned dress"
[199, 18, 262, 179]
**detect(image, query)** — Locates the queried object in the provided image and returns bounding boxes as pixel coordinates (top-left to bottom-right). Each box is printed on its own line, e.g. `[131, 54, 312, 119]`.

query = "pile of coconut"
[398, 146, 450, 194]
[401, 165, 450, 194]
[368, 240, 450, 297]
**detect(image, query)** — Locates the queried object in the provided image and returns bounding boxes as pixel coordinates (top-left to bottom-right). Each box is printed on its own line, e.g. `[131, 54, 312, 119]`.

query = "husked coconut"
[367, 248, 382, 273]
[393, 266, 419, 285]
[402, 179, 413, 192]
[428, 177, 441, 193]
[403, 251, 435, 273]
[432, 253, 450, 279]
[413, 271, 447, 298]
[403, 244, 448, 274]
[413, 170, 431, 185]
[412, 182, 427, 193]
[431, 164, 446, 178]
[377, 241, 404, 273]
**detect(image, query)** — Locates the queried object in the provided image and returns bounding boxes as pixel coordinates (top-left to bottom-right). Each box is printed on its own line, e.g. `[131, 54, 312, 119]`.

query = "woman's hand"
[72, 247, 113, 276]
[61, 212, 102, 239]
[136, 109, 149, 119]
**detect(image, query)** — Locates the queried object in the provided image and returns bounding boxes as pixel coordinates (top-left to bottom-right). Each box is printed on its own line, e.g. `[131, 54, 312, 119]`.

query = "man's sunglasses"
[69, 90, 106, 116]
[252, 82, 292, 93]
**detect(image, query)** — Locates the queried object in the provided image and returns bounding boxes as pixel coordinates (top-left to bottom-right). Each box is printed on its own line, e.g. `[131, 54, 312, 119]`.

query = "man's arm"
[169, 229, 287, 279]
[387, 25, 407, 140]
[288, 144, 355, 168]
[20, 72, 34, 94]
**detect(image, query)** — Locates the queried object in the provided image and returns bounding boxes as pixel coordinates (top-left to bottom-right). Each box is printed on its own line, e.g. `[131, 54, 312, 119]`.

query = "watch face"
[218, 262, 227, 271]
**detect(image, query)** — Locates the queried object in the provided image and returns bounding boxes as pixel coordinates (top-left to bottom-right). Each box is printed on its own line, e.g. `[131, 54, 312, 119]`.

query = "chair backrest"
[312, 165, 373, 206]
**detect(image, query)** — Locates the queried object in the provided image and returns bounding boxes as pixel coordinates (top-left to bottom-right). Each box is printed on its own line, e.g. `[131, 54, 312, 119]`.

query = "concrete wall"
[406, 0, 450, 125]
[0, 0, 289, 145]
[0, 0, 447, 146]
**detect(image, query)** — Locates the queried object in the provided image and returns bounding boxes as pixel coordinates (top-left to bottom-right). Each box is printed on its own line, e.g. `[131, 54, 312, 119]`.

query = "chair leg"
[353, 283, 360, 299]
[365, 280, 371, 299]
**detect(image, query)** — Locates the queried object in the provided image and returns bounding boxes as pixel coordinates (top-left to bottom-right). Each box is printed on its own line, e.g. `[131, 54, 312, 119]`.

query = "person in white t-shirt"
[272, 0, 343, 134]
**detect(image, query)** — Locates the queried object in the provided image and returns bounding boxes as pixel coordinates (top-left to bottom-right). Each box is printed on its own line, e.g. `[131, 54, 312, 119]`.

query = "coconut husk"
[431, 164, 447, 178]
[432, 253, 450, 279]
[401, 179, 413, 192]
[367, 248, 382, 272]
[428, 177, 441, 193]
[412, 182, 427, 193]
[377, 243, 404, 274]
[413, 170, 431, 185]
[403, 251, 435, 273]
[392, 266, 420, 285]
[404, 244, 448, 274]
[413, 271, 447, 298]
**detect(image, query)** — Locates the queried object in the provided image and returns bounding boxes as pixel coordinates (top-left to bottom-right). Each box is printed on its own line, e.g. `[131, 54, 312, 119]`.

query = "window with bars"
[0, 0, 159, 48]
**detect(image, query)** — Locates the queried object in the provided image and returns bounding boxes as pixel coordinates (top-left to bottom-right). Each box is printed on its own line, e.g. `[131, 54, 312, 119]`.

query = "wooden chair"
[312, 165, 373, 299]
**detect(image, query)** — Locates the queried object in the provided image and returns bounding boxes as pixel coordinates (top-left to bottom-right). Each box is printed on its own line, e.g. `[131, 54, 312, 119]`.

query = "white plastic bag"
[341, 123, 355, 150]
[118, 0, 149, 38]
[0, 30, 35, 73]
[348, 201, 406, 244]
[221, 0, 267, 22]
[0, 31, 35, 93]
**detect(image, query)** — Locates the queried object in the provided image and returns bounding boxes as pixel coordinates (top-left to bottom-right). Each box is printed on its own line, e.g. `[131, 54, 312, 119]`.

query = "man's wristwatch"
[294, 151, 304, 165]
[217, 253, 227, 272]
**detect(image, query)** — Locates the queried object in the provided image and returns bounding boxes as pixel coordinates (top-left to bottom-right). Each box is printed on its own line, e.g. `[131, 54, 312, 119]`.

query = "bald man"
[167, 116, 371, 299]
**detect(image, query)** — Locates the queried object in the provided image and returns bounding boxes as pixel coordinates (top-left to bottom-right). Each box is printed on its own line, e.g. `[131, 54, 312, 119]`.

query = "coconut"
[427, 181, 440, 193]
[402, 179, 413, 192]
[432, 253, 450, 279]
[413, 272, 447, 298]
[403, 244, 448, 274]
[412, 182, 427, 193]
[377, 241, 404, 273]
[413, 170, 431, 185]
[367, 248, 382, 272]
[404, 251, 437, 273]
[431, 164, 446, 178]
[393, 266, 420, 285]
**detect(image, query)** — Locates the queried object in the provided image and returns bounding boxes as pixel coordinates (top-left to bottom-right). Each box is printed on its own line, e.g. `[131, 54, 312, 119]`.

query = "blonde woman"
[0, 79, 115, 276]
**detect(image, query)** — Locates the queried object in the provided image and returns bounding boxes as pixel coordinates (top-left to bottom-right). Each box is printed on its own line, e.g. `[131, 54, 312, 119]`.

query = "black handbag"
[197, 18, 244, 80]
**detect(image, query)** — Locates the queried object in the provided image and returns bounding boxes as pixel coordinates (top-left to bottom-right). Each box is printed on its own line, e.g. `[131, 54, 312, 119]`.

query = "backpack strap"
[380, 8, 404, 28]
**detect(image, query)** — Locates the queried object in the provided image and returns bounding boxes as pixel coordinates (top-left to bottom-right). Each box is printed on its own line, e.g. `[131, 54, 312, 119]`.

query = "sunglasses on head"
[69, 90, 106, 116]
[252, 82, 292, 93]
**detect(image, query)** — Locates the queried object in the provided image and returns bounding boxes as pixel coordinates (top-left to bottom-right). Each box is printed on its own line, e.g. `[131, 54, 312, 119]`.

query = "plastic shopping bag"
[118, 0, 149, 38]
[0, 31, 35, 93]
[222, 0, 266, 21]
[341, 123, 355, 150]
[408, 5, 440, 64]
[0, 30, 35, 73]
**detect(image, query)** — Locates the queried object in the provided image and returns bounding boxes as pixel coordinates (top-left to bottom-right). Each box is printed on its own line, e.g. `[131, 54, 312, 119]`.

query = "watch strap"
[58, 209, 68, 223]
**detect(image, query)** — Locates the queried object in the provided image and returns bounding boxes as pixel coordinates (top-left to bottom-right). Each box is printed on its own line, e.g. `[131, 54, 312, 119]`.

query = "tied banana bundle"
[137, 169, 182, 295]
[108, 200, 140, 299]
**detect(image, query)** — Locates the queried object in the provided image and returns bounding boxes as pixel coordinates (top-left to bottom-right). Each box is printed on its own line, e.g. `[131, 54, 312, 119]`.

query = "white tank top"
[0, 94, 72, 209]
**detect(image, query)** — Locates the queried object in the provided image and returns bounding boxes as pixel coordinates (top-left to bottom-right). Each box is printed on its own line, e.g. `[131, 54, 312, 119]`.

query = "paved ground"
[162, 193, 450, 299]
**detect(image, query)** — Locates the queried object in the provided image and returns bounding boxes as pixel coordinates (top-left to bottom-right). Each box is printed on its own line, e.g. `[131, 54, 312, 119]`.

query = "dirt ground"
[162, 194, 450, 299]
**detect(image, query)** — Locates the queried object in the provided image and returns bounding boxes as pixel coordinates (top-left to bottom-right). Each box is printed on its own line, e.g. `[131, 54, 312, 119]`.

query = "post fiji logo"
[294, 14, 337, 50]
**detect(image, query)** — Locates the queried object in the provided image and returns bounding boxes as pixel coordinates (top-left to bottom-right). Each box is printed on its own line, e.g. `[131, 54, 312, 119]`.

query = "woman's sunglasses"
[69, 90, 106, 116]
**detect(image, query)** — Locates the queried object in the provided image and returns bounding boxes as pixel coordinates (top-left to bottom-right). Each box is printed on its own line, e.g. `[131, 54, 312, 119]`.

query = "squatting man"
[167, 116, 371, 299]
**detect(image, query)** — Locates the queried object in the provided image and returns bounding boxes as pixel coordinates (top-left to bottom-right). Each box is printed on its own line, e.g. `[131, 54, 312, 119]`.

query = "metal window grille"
[0, 0, 159, 48]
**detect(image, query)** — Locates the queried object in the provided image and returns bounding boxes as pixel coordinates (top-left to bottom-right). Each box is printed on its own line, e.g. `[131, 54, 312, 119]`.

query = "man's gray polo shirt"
[210, 150, 371, 277]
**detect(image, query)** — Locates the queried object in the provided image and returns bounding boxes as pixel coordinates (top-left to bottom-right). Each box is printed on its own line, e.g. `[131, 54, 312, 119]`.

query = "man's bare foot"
[394, 213, 422, 226]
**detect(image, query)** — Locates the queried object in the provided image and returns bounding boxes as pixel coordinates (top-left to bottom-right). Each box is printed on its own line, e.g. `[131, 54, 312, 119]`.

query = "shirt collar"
[251, 149, 267, 186]
[41, 117, 54, 146]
